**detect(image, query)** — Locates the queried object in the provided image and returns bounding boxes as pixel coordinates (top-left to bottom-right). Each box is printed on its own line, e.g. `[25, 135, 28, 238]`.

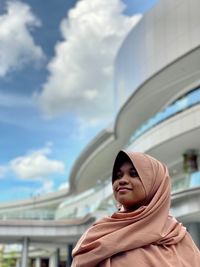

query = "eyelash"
[130, 171, 138, 177]
[115, 171, 138, 179]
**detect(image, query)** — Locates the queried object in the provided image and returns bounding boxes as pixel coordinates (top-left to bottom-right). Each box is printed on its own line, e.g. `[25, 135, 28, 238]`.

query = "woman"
[72, 150, 200, 266]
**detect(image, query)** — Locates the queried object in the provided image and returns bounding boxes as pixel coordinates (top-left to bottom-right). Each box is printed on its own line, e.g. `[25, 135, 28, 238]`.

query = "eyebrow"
[118, 166, 137, 171]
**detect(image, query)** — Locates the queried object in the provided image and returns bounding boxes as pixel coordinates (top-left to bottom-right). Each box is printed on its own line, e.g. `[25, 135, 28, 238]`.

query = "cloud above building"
[58, 181, 69, 191]
[37, 0, 142, 122]
[9, 144, 65, 180]
[0, 0, 45, 77]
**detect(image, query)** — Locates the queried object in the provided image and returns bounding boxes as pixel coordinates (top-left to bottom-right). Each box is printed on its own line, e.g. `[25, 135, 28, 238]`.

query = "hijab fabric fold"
[72, 151, 200, 267]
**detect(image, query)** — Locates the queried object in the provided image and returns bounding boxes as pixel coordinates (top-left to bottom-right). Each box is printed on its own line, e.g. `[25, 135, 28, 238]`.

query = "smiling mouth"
[117, 187, 132, 192]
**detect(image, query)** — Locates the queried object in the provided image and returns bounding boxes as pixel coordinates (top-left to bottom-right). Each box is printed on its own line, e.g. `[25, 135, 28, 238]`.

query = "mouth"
[117, 187, 132, 192]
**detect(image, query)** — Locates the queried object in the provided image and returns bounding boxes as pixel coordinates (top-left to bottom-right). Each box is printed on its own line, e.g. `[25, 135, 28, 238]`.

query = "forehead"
[117, 161, 134, 170]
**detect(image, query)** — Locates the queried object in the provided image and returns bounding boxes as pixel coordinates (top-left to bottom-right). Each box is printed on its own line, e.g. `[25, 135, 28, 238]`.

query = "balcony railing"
[172, 171, 200, 193]
[129, 88, 200, 144]
[0, 209, 55, 220]
[55, 179, 113, 219]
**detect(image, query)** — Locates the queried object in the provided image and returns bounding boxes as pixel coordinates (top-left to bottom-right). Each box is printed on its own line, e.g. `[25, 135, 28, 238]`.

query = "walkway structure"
[0, 216, 94, 267]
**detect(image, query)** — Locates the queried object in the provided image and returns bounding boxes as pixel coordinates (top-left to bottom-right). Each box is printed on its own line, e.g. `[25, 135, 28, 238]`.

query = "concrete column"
[15, 259, 21, 267]
[49, 249, 59, 267]
[67, 244, 73, 267]
[21, 237, 29, 267]
[35, 257, 41, 267]
[183, 150, 198, 173]
[56, 248, 60, 267]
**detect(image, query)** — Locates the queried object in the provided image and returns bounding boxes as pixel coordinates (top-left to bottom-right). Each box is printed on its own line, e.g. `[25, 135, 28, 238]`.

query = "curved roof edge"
[0, 188, 69, 210]
[114, 45, 200, 140]
[69, 126, 114, 192]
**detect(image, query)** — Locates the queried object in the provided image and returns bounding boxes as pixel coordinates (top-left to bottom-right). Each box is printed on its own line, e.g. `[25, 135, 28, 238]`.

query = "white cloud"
[0, 1, 45, 77]
[73, 116, 108, 140]
[37, 0, 142, 123]
[35, 180, 54, 195]
[58, 181, 69, 191]
[10, 144, 65, 179]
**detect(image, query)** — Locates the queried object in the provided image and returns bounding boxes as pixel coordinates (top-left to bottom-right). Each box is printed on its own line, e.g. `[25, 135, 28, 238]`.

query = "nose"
[118, 174, 129, 184]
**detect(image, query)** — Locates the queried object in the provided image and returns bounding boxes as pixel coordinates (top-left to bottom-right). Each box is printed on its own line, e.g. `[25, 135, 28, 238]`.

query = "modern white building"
[1, 0, 200, 266]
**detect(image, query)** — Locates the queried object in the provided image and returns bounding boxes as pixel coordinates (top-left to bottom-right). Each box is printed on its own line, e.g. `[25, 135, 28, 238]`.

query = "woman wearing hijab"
[72, 150, 200, 266]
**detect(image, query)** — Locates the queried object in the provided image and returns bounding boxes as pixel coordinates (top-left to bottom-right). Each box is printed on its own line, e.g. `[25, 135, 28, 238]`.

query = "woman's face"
[112, 161, 146, 211]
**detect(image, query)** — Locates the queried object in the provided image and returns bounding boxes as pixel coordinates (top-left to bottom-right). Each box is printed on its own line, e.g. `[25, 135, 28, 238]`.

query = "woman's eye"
[130, 170, 138, 177]
[116, 172, 122, 178]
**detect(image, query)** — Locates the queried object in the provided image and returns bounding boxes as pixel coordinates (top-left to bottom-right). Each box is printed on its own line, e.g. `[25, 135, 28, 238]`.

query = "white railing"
[55, 180, 113, 219]
[0, 209, 55, 220]
[172, 171, 200, 193]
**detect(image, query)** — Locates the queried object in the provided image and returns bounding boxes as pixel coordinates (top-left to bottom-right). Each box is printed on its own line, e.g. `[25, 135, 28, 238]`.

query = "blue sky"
[0, 0, 158, 202]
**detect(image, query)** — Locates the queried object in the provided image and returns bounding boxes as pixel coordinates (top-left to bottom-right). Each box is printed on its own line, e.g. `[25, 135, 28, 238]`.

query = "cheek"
[112, 181, 118, 190]
[135, 183, 146, 199]
[112, 184, 118, 199]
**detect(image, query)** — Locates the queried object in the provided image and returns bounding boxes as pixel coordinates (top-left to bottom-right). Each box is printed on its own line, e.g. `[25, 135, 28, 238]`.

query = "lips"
[117, 187, 132, 192]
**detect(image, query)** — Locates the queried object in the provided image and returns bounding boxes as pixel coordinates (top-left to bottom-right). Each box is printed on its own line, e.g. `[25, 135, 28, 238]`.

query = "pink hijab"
[72, 151, 200, 267]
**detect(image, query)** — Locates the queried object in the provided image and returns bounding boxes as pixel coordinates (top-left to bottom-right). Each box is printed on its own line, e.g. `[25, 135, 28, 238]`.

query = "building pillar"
[183, 149, 198, 173]
[56, 248, 60, 267]
[21, 237, 29, 267]
[35, 257, 41, 267]
[15, 258, 20, 267]
[67, 244, 73, 267]
[49, 249, 59, 267]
